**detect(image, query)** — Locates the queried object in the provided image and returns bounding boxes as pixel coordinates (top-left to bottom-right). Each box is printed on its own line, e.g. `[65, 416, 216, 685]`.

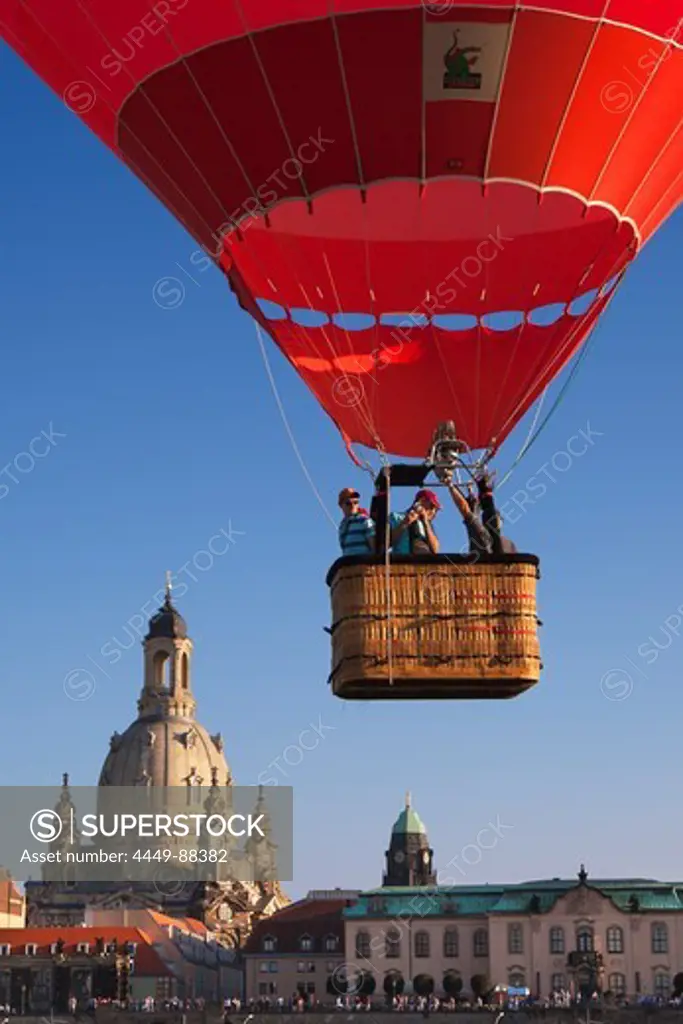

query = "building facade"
[343, 802, 683, 1002]
[0, 880, 24, 928]
[0, 915, 243, 1011]
[246, 796, 683, 1005]
[243, 891, 360, 1001]
[25, 583, 288, 946]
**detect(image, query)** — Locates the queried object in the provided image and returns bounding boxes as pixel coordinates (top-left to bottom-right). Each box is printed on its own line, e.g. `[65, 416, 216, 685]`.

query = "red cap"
[416, 488, 442, 511]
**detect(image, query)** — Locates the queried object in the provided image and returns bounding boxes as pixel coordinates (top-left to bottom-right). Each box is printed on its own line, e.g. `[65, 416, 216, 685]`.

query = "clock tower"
[383, 792, 436, 887]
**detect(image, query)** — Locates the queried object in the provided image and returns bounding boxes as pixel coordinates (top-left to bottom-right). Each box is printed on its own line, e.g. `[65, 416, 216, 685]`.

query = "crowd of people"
[225, 990, 683, 1015]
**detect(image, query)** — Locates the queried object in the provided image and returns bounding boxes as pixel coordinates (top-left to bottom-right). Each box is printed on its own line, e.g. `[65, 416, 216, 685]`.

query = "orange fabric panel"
[591, 51, 683, 213]
[488, 10, 596, 185]
[544, 23, 674, 202]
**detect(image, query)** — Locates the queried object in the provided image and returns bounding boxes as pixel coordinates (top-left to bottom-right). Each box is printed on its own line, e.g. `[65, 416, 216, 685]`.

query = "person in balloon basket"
[389, 489, 441, 555]
[443, 471, 516, 554]
[338, 487, 375, 555]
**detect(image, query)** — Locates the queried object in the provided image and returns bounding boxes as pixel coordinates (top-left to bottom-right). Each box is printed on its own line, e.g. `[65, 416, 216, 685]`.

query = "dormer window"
[106, 943, 118, 954]
[263, 935, 277, 953]
[324, 935, 339, 953]
[25, 944, 38, 956]
[299, 934, 313, 953]
[77, 943, 90, 954]
[50, 943, 60, 955]
[0, 945, 11, 956]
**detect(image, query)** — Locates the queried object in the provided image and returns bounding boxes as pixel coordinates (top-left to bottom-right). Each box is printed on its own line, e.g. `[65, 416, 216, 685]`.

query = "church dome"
[146, 594, 187, 639]
[98, 581, 230, 790]
[99, 717, 229, 788]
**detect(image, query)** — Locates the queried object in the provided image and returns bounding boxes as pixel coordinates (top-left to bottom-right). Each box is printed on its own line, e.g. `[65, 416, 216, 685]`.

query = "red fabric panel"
[488, 11, 597, 184]
[224, 180, 635, 313]
[2, 0, 680, 452]
[589, 51, 683, 212]
[260, 313, 603, 455]
[545, 24, 682, 199]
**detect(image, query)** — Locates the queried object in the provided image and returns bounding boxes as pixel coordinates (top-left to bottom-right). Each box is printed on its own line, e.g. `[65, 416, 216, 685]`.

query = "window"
[324, 935, 339, 953]
[509, 971, 526, 988]
[549, 927, 564, 954]
[77, 943, 90, 954]
[508, 924, 523, 954]
[259, 961, 269, 973]
[635, 972, 641, 994]
[576, 928, 594, 953]
[269, 962, 278, 973]
[608, 973, 626, 997]
[106, 943, 117, 954]
[263, 935, 277, 953]
[443, 929, 459, 958]
[414, 931, 430, 958]
[306, 983, 315, 995]
[473, 929, 488, 957]
[654, 973, 670, 998]
[326, 962, 336, 973]
[258, 983, 268, 996]
[300, 935, 313, 952]
[386, 929, 401, 958]
[0, 945, 9, 957]
[606, 926, 624, 954]
[651, 923, 668, 954]
[551, 973, 566, 992]
[297, 961, 306, 973]
[307, 962, 316, 973]
[355, 931, 371, 959]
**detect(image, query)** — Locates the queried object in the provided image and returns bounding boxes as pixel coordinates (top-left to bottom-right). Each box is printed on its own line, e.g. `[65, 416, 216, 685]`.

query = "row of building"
[5, 794, 683, 1009]
[242, 797, 683, 1005]
[3, 591, 683, 1011]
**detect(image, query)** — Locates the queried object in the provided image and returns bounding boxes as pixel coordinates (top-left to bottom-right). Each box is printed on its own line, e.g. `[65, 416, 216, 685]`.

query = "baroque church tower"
[26, 579, 289, 943]
[99, 578, 228, 790]
[383, 793, 436, 887]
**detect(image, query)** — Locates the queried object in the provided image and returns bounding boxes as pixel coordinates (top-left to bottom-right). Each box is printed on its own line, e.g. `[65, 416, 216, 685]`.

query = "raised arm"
[444, 480, 491, 551]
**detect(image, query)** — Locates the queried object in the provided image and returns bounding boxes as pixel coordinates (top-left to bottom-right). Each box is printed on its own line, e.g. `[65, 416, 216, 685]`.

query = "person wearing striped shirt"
[338, 487, 375, 556]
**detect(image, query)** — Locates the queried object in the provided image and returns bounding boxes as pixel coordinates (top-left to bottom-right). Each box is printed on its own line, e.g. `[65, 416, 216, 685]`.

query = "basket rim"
[326, 552, 540, 587]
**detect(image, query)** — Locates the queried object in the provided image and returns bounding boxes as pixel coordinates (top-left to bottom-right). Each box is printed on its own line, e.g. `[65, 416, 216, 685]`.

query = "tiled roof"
[244, 898, 350, 955]
[0, 880, 23, 913]
[0, 927, 170, 977]
[148, 911, 211, 937]
[345, 879, 683, 918]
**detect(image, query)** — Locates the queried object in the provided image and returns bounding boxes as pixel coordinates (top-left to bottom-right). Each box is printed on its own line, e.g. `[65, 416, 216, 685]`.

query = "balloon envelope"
[3, 0, 681, 455]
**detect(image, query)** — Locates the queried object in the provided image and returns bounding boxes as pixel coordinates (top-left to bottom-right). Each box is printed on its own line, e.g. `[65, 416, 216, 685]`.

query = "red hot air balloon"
[2, 0, 680, 459]
[2, 1, 681, 702]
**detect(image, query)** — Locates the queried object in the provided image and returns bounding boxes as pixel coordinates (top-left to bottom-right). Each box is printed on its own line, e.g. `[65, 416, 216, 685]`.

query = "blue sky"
[1, 45, 682, 901]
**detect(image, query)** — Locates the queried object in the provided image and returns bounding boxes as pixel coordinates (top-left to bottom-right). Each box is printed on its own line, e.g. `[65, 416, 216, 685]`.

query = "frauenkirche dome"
[98, 581, 230, 790]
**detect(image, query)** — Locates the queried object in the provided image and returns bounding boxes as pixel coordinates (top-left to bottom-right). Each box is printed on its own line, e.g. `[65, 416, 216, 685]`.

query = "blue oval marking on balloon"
[332, 312, 376, 330]
[290, 308, 330, 327]
[432, 314, 478, 331]
[380, 312, 429, 328]
[481, 311, 524, 331]
[568, 289, 600, 316]
[527, 303, 566, 327]
[256, 298, 287, 320]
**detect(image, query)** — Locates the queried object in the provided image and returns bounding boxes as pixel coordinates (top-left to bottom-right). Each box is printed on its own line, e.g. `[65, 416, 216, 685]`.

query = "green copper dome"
[392, 792, 426, 835]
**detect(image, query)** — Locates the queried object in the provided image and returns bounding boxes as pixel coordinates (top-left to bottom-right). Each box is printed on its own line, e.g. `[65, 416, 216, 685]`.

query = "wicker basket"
[327, 554, 541, 700]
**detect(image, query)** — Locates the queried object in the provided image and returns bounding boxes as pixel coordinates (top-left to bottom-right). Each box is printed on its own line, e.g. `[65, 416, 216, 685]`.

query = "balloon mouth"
[220, 178, 633, 455]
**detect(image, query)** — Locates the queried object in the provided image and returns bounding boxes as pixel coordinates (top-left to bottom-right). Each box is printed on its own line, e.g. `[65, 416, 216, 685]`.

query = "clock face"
[394, 851, 405, 863]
